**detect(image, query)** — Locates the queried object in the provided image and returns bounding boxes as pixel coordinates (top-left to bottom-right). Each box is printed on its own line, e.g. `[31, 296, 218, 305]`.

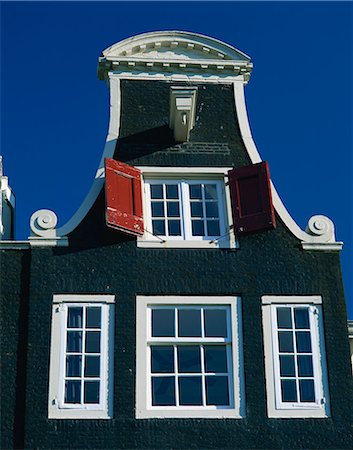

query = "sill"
[267, 407, 329, 419]
[136, 408, 242, 419]
[48, 408, 111, 420]
[136, 239, 234, 249]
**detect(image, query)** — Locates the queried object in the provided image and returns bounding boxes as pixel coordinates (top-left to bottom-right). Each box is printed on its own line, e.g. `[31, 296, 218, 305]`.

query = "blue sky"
[1, 1, 352, 317]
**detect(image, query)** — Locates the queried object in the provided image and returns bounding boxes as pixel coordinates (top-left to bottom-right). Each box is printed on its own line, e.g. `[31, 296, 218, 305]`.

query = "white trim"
[135, 295, 245, 419]
[261, 296, 330, 418]
[53, 294, 115, 304]
[136, 166, 231, 175]
[48, 295, 115, 419]
[232, 82, 341, 250]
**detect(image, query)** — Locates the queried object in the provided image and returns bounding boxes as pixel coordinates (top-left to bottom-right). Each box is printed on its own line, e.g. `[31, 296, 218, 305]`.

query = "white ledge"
[301, 242, 343, 251]
[28, 237, 69, 247]
[136, 239, 229, 249]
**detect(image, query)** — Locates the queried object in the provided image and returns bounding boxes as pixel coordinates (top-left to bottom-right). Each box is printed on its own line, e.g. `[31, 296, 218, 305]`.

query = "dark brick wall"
[2, 78, 353, 449]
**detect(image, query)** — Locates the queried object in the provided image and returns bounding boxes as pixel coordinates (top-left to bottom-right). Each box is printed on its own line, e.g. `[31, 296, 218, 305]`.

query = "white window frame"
[48, 294, 115, 419]
[135, 296, 245, 419]
[262, 296, 330, 418]
[136, 167, 236, 249]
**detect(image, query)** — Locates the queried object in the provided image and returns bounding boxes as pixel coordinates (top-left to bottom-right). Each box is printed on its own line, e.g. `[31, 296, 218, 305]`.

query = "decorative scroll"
[30, 209, 58, 238]
[305, 215, 335, 243]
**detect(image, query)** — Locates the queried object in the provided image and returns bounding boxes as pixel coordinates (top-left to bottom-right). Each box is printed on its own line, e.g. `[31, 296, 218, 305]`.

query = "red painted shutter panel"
[228, 161, 276, 235]
[105, 158, 144, 236]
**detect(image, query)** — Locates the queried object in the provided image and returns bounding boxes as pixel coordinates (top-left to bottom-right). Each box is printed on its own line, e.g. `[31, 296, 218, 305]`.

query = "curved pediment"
[102, 30, 251, 63]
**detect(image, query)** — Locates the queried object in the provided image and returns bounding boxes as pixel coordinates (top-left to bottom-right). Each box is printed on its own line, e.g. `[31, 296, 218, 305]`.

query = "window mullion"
[81, 306, 86, 405]
[181, 181, 190, 239]
[201, 183, 207, 237]
[292, 307, 300, 404]
[200, 344, 206, 406]
[174, 345, 179, 407]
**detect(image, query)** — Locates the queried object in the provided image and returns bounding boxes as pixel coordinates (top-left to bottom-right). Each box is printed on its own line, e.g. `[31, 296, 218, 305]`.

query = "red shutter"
[228, 161, 276, 235]
[105, 158, 144, 236]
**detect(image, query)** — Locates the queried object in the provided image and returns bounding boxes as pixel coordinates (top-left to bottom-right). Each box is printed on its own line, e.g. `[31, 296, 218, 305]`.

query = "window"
[262, 296, 330, 418]
[136, 296, 245, 418]
[48, 295, 115, 419]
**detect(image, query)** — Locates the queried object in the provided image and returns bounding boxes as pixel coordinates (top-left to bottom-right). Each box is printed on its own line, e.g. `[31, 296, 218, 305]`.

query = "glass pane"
[66, 355, 82, 377]
[204, 184, 218, 200]
[207, 220, 220, 237]
[86, 307, 101, 329]
[168, 220, 181, 236]
[65, 380, 81, 403]
[178, 309, 201, 337]
[189, 184, 202, 199]
[67, 307, 83, 328]
[152, 376, 176, 406]
[294, 308, 310, 329]
[297, 355, 314, 377]
[84, 381, 100, 404]
[296, 331, 312, 353]
[204, 309, 227, 337]
[167, 202, 180, 217]
[150, 184, 163, 199]
[278, 331, 294, 353]
[151, 202, 164, 217]
[179, 376, 203, 405]
[204, 346, 228, 373]
[277, 308, 292, 329]
[152, 220, 165, 236]
[192, 220, 204, 236]
[178, 346, 201, 373]
[281, 379, 297, 402]
[205, 376, 229, 405]
[299, 379, 315, 402]
[85, 331, 101, 353]
[279, 355, 295, 377]
[205, 202, 219, 218]
[166, 184, 179, 199]
[84, 356, 100, 377]
[66, 331, 82, 353]
[151, 346, 174, 373]
[190, 202, 203, 218]
[152, 309, 175, 337]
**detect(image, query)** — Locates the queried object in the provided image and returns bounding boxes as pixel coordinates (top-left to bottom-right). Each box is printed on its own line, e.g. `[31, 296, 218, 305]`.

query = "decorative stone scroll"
[30, 209, 58, 238]
[305, 215, 335, 243]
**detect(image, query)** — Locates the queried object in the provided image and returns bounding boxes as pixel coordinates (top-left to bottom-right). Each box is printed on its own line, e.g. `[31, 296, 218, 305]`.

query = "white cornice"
[98, 31, 252, 83]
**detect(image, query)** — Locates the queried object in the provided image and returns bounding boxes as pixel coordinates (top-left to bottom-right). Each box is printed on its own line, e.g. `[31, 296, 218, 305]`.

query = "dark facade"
[1, 31, 352, 449]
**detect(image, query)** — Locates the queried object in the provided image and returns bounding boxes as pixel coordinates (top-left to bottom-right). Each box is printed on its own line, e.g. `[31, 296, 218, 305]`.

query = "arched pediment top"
[102, 30, 251, 63]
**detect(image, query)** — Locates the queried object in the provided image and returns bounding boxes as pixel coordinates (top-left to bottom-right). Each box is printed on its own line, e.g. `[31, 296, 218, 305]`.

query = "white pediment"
[102, 31, 251, 63]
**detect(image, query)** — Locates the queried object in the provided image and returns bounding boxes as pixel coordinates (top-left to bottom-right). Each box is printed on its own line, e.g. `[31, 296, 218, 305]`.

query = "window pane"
[296, 331, 312, 353]
[67, 307, 83, 328]
[85, 331, 101, 353]
[151, 202, 164, 217]
[179, 376, 203, 405]
[299, 380, 315, 402]
[152, 309, 175, 337]
[206, 220, 220, 237]
[297, 355, 314, 377]
[204, 345, 228, 373]
[204, 184, 218, 200]
[84, 381, 100, 404]
[294, 308, 310, 329]
[190, 202, 203, 218]
[151, 346, 174, 373]
[67, 331, 82, 353]
[84, 356, 100, 377]
[178, 346, 201, 373]
[86, 307, 101, 329]
[278, 331, 294, 353]
[167, 202, 180, 217]
[65, 380, 81, 403]
[150, 184, 163, 199]
[152, 220, 165, 236]
[277, 308, 292, 329]
[66, 355, 82, 377]
[205, 202, 219, 218]
[178, 309, 201, 337]
[166, 184, 179, 199]
[281, 379, 297, 402]
[168, 220, 181, 236]
[189, 184, 202, 199]
[204, 309, 227, 337]
[191, 220, 204, 236]
[152, 377, 176, 406]
[205, 376, 229, 405]
[279, 355, 295, 377]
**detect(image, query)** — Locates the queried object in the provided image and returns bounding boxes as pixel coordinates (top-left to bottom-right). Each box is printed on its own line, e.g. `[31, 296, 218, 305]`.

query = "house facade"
[1, 31, 352, 449]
